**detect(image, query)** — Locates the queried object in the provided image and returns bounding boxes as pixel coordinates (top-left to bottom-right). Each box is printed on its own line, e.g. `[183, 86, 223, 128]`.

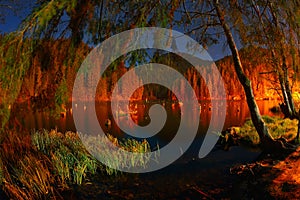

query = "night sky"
[0, 2, 235, 61]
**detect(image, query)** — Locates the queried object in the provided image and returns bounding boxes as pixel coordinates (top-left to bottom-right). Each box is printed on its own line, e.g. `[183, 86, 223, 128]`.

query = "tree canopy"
[0, 0, 299, 139]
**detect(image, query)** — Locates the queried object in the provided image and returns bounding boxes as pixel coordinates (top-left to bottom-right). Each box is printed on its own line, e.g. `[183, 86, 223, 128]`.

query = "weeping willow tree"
[222, 0, 300, 142]
[0, 34, 34, 129]
[0, 0, 181, 129]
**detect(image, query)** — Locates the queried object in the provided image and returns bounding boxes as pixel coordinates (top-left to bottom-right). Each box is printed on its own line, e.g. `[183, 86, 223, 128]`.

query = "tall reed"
[0, 129, 154, 199]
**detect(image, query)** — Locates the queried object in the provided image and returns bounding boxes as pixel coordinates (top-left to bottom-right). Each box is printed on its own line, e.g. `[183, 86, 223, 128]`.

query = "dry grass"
[0, 129, 153, 199]
[0, 130, 58, 199]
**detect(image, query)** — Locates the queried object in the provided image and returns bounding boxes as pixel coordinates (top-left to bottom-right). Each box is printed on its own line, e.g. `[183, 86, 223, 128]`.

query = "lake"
[22, 100, 281, 132]
[19, 100, 282, 163]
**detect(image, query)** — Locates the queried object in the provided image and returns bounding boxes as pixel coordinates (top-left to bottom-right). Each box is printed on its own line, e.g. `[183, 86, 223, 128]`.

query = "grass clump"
[79, 133, 153, 175]
[0, 129, 153, 199]
[31, 130, 98, 186]
[33, 130, 153, 176]
[0, 130, 57, 200]
[0, 158, 3, 186]
[10, 155, 55, 199]
[237, 116, 298, 145]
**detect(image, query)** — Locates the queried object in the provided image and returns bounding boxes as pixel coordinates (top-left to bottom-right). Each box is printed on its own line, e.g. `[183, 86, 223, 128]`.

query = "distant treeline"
[1, 37, 299, 109]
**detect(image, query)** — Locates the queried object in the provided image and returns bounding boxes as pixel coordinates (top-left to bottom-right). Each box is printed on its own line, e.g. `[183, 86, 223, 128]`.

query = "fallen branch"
[192, 186, 215, 200]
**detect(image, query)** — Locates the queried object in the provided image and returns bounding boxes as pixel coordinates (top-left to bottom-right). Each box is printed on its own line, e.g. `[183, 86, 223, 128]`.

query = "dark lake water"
[22, 100, 281, 136]
[18, 100, 282, 163]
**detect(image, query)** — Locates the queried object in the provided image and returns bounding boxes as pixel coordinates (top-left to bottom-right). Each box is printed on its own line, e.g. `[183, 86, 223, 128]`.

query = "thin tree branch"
[185, 22, 221, 35]
[259, 71, 276, 75]
[182, 0, 192, 23]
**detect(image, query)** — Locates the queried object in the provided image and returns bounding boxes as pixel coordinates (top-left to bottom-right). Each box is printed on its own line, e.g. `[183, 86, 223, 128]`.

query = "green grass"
[237, 116, 298, 145]
[0, 129, 153, 199]
[78, 133, 153, 175]
[31, 130, 98, 186]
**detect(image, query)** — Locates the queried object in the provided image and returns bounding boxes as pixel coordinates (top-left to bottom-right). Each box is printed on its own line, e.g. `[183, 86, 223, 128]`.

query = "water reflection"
[21, 100, 281, 140]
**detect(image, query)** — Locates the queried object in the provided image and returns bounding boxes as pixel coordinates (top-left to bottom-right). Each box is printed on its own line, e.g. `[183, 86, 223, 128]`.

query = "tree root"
[260, 137, 298, 158]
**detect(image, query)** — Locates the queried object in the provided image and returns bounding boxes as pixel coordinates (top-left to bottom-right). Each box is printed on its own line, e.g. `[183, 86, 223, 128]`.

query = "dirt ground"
[65, 146, 300, 200]
[230, 146, 300, 200]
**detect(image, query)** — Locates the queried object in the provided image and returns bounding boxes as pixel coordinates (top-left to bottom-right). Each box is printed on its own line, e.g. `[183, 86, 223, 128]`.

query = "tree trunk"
[297, 117, 300, 142]
[279, 73, 293, 117]
[282, 60, 297, 117]
[279, 55, 299, 143]
[213, 0, 274, 144]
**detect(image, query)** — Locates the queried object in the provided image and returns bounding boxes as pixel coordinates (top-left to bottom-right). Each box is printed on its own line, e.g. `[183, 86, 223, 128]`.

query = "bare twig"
[182, 0, 192, 23]
[259, 71, 276, 75]
[192, 186, 215, 200]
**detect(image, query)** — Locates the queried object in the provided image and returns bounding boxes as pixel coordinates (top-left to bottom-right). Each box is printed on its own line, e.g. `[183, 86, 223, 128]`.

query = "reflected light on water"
[20, 100, 282, 138]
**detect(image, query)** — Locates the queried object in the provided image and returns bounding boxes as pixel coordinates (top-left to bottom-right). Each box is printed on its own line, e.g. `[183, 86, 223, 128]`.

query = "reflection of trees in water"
[17, 101, 281, 138]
